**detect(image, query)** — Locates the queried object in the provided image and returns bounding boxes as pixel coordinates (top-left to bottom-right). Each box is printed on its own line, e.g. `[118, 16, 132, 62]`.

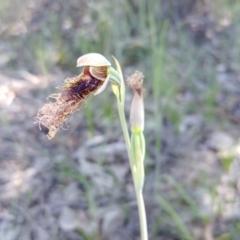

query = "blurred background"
[1, 0, 240, 239]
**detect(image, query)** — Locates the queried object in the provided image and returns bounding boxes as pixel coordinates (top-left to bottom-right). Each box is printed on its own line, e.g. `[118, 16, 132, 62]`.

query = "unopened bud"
[128, 71, 145, 190]
[130, 92, 144, 132]
[128, 71, 144, 132]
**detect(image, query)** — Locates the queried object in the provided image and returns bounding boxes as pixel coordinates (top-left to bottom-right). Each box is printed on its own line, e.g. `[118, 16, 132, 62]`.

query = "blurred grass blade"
[157, 196, 194, 240]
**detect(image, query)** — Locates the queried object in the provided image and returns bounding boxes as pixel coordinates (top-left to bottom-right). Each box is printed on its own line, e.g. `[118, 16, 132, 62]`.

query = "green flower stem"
[136, 189, 148, 240]
[117, 100, 134, 168]
[117, 99, 148, 240]
[131, 132, 147, 240]
[112, 57, 148, 240]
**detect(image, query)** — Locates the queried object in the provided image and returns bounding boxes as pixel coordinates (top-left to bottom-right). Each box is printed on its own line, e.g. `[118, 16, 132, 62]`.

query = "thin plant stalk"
[136, 189, 148, 240]
[117, 99, 133, 167]
[112, 58, 148, 240]
[117, 99, 148, 240]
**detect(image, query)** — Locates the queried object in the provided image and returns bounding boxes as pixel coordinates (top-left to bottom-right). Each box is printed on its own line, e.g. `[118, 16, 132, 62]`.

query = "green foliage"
[57, 162, 90, 190]
[220, 155, 234, 171]
[157, 196, 194, 240]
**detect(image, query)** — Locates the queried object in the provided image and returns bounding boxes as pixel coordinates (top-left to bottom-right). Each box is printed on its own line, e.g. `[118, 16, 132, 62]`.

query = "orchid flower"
[35, 53, 120, 139]
[35, 54, 148, 240]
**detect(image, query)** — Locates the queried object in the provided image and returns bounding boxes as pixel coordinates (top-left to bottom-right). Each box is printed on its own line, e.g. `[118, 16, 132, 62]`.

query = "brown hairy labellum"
[35, 69, 104, 139]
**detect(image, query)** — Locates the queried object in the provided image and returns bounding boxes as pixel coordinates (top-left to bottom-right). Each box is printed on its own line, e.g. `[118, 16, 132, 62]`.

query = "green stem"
[114, 65, 148, 240]
[117, 100, 148, 240]
[117, 100, 133, 168]
[136, 189, 148, 240]
[115, 91, 148, 240]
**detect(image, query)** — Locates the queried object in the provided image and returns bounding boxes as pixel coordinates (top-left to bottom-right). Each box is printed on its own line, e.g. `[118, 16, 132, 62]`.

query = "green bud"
[128, 71, 145, 191]
[130, 92, 144, 132]
[131, 132, 145, 190]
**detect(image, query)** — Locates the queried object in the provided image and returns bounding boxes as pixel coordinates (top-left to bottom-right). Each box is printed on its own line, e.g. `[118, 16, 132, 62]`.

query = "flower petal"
[89, 66, 108, 81]
[77, 53, 111, 67]
[94, 75, 110, 95]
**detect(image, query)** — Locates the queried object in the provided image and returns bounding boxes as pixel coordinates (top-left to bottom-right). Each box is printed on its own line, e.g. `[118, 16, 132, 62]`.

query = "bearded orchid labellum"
[35, 53, 118, 139]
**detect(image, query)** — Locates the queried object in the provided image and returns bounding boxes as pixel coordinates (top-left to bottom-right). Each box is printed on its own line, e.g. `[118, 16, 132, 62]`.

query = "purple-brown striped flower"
[35, 53, 111, 139]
